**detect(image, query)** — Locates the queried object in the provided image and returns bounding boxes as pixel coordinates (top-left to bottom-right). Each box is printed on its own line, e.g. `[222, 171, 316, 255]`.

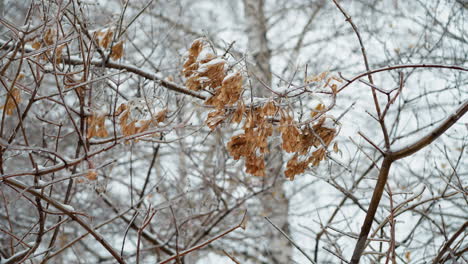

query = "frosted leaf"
[223, 71, 240, 81]
[197, 49, 213, 61]
[198, 77, 210, 83]
[197, 65, 208, 73]
[322, 118, 336, 129]
[201, 58, 225, 67]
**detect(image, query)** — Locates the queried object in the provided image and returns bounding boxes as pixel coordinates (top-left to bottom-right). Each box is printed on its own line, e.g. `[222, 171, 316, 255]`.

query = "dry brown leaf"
[405, 252, 411, 262]
[227, 134, 251, 160]
[231, 101, 245, 124]
[330, 83, 337, 93]
[199, 59, 226, 89]
[262, 101, 277, 116]
[182, 39, 204, 78]
[310, 148, 327, 166]
[333, 142, 339, 153]
[285, 155, 308, 180]
[44, 28, 55, 45]
[87, 114, 108, 138]
[116, 103, 127, 115]
[119, 110, 130, 128]
[135, 120, 151, 134]
[86, 170, 98, 181]
[245, 155, 265, 177]
[306, 71, 328, 83]
[110, 40, 124, 60]
[206, 109, 226, 130]
[155, 108, 168, 123]
[122, 120, 137, 136]
[281, 125, 301, 153]
[55, 45, 64, 64]
[311, 103, 325, 118]
[100, 30, 113, 49]
[31, 41, 41, 50]
[1, 88, 21, 115]
[186, 75, 202, 91]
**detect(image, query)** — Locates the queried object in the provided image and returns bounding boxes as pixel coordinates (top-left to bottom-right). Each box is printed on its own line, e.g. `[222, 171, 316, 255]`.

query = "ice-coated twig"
[265, 216, 316, 264]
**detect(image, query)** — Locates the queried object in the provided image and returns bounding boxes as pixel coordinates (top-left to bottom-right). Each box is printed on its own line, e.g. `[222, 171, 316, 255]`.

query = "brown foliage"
[181, 39, 340, 179]
[1, 88, 22, 116]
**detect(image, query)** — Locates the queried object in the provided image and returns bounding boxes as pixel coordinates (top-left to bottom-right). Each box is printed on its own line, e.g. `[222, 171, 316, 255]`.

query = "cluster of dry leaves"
[29, 27, 124, 62]
[28, 28, 65, 63]
[27, 27, 147, 141]
[87, 103, 167, 140]
[84, 103, 167, 181]
[94, 28, 125, 60]
[182, 39, 340, 179]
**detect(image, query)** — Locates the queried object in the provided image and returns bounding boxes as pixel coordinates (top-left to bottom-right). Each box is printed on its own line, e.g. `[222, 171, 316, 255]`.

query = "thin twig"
[264, 216, 316, 264]
[157, 211, 247, 264]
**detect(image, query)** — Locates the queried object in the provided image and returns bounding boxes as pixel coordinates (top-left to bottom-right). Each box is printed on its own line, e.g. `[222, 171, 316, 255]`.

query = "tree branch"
[0, 39, 206, 100]
[390, 100, 468, 160]
[3, 178, 126, 264]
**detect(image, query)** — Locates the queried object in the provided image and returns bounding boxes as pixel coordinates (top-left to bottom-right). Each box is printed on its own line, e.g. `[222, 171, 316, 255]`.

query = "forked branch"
[157, 211, 247, 264]
[350, 100, 468, 263]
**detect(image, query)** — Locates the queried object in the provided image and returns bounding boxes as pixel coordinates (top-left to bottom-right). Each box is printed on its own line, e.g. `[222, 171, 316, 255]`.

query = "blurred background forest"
[0, 0, 466, 263]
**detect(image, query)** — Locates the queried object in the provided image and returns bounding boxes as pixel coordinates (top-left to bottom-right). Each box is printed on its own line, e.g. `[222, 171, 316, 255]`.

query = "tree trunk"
[243, 1, 292, 263]
[243, 0, 271, 97]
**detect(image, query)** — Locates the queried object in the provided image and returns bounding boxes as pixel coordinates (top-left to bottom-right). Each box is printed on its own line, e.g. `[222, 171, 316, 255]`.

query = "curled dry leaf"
[405, 251, 411, 262]
[1, 88, 22, 116]
[198, 59, 226, 89]
[44, 28, 56, 45]
[117, 103, 159, 140]
[243, 109, 263, 130]
[285, 155, 309, 180]
[31, 41, 41, 50]
[122, 120, 137, 136]
[181, 39, 341, 179]
[155, 108, 168, 123]
[310, 148, 327, 166]
[231, 101, 245, 124]
[119, 106, 130, 128]
[333, 142, 339, 153]
[182, 39, 204, 78]
[135, 120, 152, 134]
[207, 71, 243, 108]
[311, 103, 325, 118]
[100, 30, 113, 49]
[186, 75, 203, 91]
[116, 103, 127, 115]
[110, 40, 124, 60]
[245, 155, 265, 177]
[240, 213, 248, 230]
[227, 134, 252, 160]
[86, 170, 98, 181]
[262, 100, 277, 117]
[55, 45, 64, 64]
[206, 109, 226, 130]
[280, 115, 301, 153]
[221, 72, 243, 105]
[87, 114, 109, 138]
[306, 71, 328, 83]
[182, 39, 205, 90]
[182, 39, 230, 94]
[311, 118, 336, 147]
[282, 117, 338, 179]
[256, 123, 273, 154]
